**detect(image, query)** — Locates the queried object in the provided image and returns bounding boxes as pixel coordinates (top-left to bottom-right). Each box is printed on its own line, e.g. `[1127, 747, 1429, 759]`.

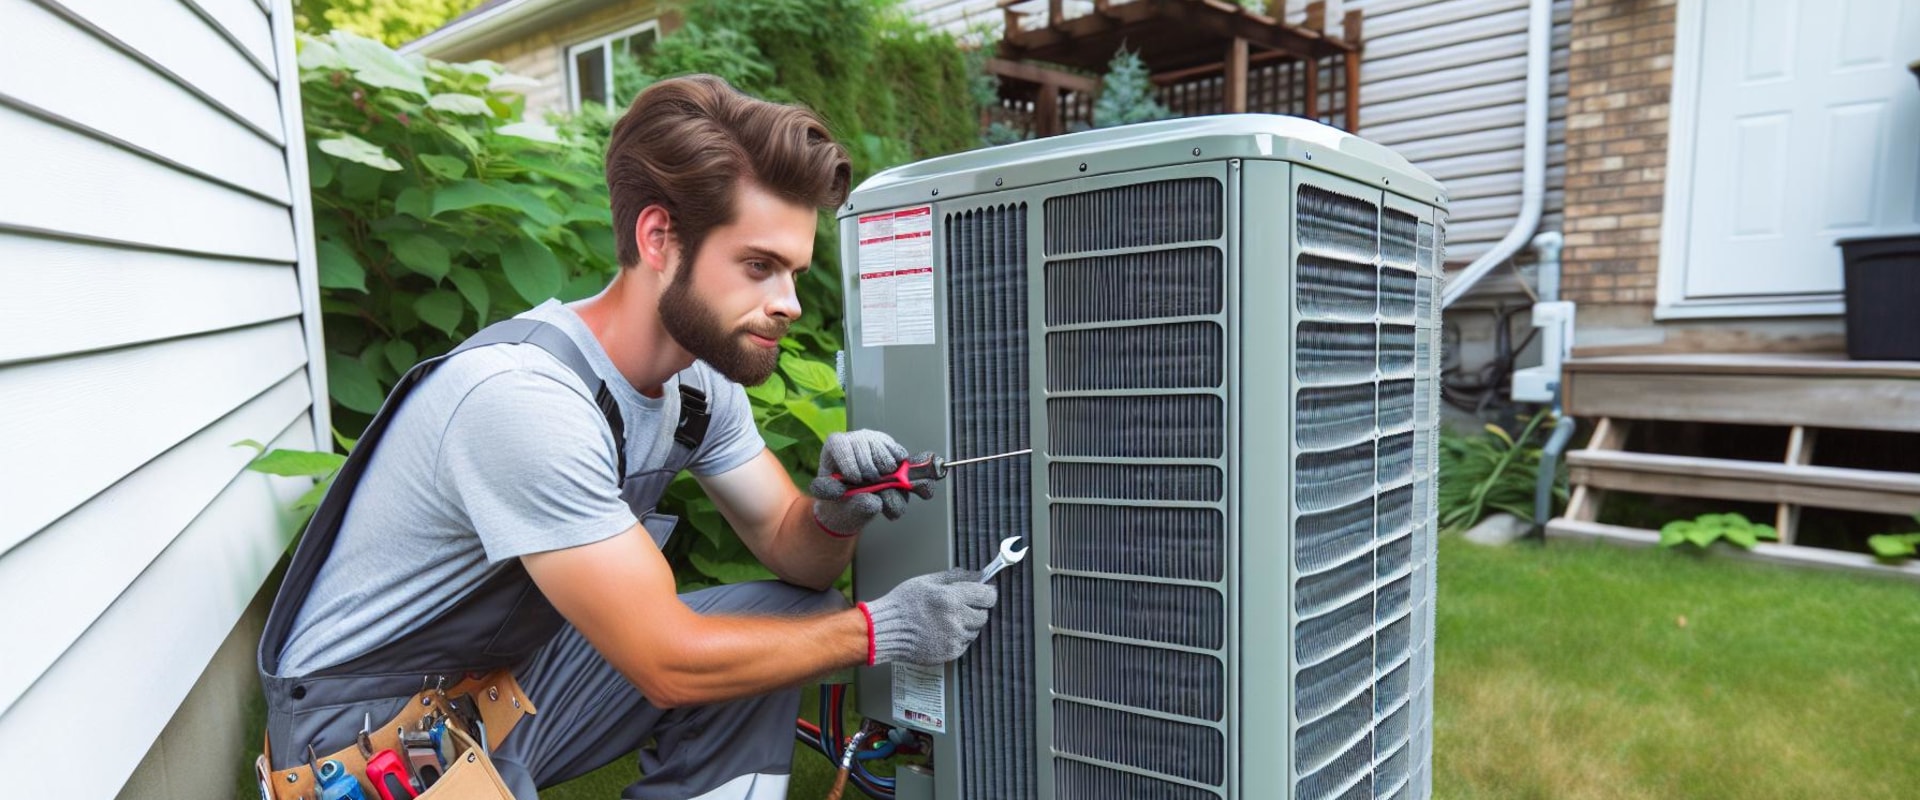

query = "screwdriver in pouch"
[833, 448, 1032, 498]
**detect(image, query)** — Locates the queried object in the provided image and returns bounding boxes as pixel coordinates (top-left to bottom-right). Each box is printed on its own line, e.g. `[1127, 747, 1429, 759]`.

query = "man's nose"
[768, 271, 801, 320]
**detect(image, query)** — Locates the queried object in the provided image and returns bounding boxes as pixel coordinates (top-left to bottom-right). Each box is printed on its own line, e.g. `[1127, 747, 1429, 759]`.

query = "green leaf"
[495, 120, 560, 143]
[383, 339, 419, 375]
[1869, 534, 1919, 559]
[388, 233, 450, 280]
[316, 239, 366, 292]
[247, 448, 348, 477]
[488, 72, 543, 93]
[688, 549, 779, 584]
[1754, 524, 1779, 541]
[745, 372, 787, 404]
[501, 235, 563, 304]
[785, 399, 847, 441]
[326, 352, 385, 414]
[1724, 526, 1758, 549]
[1658, 521, 1690, 547]
[309, 150, 336, 188]
[780, 353, 840, 396]
[297, 36, 348, 71]
[428, 181, 559, 227]
[332, 427, 359, 452]
[317, 135, 402, 171]
[394, 186, 432, 219]
[761, 429, 799, 451]
[447, 265, 491, 319]
[418, 154, 469, 179]
[414, 290, 464, 335]
[429, 93, 495, 116]
[233, 439, 267, 454]
[1684, 524, 1720, 548]
[330, 30, 429, 97]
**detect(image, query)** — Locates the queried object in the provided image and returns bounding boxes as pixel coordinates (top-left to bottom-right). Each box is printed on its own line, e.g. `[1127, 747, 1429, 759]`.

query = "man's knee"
[683, 580, 848, 616]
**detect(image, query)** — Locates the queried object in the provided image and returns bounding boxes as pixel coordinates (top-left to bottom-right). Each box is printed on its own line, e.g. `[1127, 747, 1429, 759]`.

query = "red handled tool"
[366, 749, 419, 800]
[833, 449, 1032, 498]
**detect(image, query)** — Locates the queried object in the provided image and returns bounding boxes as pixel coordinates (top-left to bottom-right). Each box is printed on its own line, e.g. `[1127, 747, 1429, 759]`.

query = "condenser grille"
[1044, 172, 1230, 796]
[1043, 177, 1223, 254]
[1052, 636, 1224, 720]
[1291, 185, 1438, 800]
[1050, 504, 1225, 582]
[1049, 462, 1223, 502]
[1054, 701, 1225, 785]
[1046, 247, 1224, 325]
[945, 203, 1035, 799]
[1055, 759, 1219, 800]
[1046, 323, 1223, 391]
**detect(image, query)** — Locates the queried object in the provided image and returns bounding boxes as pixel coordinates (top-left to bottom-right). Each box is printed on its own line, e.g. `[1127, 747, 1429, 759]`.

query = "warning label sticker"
[891, 661, 947, 734]
[856, 205, 936, 347]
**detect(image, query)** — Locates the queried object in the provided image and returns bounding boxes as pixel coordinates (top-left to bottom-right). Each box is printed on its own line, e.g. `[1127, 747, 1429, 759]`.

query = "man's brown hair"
[606, 75, 852, 268]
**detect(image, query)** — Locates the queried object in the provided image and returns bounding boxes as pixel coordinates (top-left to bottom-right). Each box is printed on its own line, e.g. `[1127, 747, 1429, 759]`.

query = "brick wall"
[1560, 0, 1675, 305]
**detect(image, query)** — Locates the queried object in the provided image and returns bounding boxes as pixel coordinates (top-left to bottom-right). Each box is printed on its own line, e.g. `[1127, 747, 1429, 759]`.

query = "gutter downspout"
[1440, 0, 1554, 308]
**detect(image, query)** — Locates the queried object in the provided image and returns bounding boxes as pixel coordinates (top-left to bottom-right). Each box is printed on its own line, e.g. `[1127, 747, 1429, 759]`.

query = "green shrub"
[258, 10, 978, 588]
[1867, 515, 1920, 560]
[1438, 415, 1567, 534]
[1658, 512, 1779, 550]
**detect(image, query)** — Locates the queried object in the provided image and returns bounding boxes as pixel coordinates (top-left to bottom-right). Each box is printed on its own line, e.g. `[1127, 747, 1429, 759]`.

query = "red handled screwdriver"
[834, 448, 1032, 497]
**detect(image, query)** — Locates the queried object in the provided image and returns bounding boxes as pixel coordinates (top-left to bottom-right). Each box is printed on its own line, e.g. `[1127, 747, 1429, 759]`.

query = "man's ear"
[634, 204, 676, 276]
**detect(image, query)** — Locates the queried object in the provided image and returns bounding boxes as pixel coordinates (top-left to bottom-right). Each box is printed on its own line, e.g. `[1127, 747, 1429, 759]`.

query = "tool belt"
[256, 668, 536, 800]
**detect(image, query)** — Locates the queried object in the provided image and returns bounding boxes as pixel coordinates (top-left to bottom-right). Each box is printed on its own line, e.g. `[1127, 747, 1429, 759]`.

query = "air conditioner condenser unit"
[838, 115, 1447, 800]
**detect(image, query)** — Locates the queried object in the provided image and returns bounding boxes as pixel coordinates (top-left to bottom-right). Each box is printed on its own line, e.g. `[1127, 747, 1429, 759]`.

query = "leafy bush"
[1438, 415, 1567, 534]
[1867, 515, 1920, 560]
[259, 9, 978, 588]
[1658, 512, 1780, 550]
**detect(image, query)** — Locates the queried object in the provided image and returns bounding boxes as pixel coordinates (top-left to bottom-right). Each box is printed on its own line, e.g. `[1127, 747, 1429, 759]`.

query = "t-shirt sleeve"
[435, 369, 638, 562]
[688, 371, 766, 477]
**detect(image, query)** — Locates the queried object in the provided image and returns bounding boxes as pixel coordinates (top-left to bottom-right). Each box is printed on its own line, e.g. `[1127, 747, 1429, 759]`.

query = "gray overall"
[256, 318, 843, 798]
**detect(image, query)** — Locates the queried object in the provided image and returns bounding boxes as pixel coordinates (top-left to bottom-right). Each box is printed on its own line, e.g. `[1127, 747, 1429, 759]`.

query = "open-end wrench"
[979, 536, 1029, 582]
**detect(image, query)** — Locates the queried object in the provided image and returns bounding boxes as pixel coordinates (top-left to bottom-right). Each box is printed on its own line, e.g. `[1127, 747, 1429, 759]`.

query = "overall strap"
[258, 317, 625, 677]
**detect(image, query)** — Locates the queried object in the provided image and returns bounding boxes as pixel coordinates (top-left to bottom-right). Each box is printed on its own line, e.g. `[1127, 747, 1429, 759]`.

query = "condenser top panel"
[841, 114, 1446, 216]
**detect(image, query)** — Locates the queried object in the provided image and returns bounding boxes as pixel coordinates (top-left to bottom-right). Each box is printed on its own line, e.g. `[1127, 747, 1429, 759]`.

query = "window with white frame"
[567, 20, 660, 110]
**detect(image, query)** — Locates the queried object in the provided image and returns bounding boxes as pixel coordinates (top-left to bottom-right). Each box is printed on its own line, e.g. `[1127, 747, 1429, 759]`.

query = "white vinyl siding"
[906, 0, 1571, 264]
[0, 0, 324, 796]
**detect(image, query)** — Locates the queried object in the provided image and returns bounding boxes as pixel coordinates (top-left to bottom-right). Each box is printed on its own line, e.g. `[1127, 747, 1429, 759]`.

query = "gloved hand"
[808, 430, 934, 537]
[859, 569, 997, 666]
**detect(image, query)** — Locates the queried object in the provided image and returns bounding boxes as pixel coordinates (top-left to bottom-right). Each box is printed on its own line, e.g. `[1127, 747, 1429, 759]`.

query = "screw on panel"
[994, 177, 1004, 186]
[1192, 147, 1202, 156]
[932, 188, 940, 196]
[1384, 178, 1392, 185]
[1078, 162, 1087, 172]
[1304, 151, 1314, 161]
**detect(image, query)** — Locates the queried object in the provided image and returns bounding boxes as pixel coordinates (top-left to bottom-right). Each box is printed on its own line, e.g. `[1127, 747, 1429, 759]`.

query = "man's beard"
[658, 268, 786, 386]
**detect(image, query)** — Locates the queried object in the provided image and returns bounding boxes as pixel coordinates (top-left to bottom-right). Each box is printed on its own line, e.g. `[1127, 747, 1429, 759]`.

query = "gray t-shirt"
[278, 300, 764, 675]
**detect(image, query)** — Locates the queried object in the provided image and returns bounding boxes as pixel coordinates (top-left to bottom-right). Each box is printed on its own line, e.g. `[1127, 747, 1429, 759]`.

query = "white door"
[1664, 0, 1920, 316]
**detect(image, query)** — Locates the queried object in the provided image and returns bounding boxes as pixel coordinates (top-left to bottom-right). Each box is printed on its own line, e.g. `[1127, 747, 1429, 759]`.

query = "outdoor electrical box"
[838, 115, 1448, 800]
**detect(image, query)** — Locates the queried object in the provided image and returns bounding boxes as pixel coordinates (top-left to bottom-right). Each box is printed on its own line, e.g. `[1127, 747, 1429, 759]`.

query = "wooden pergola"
[985, 0, 1363, 138]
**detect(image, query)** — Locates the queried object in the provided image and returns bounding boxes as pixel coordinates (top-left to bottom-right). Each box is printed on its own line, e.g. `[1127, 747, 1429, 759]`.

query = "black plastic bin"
[1838, 234, 1920, 361]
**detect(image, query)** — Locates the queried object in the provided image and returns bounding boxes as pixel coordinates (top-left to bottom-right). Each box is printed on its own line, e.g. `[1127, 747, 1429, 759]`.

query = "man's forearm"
[631, 605, 871, 707]
[758, 492, 858, 590]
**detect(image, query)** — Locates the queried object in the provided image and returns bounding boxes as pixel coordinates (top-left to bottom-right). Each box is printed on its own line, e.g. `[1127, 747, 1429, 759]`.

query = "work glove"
[808, 430, 934, 537]
[860, 569, 998, 666]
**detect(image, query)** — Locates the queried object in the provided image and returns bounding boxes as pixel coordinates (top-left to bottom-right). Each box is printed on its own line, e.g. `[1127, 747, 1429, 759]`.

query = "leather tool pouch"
[257, 669, 536, 800]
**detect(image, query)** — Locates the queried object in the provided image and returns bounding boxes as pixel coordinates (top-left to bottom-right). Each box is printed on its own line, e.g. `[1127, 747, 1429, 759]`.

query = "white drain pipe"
[1441, 0, 1555, 308]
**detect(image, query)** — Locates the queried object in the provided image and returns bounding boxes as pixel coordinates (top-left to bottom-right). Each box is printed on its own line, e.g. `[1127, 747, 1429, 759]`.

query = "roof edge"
[401, 0, 558, 57]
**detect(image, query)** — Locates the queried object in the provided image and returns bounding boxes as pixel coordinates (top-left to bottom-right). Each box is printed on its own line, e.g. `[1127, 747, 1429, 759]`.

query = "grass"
[1432, 535, 1920, 799]
[264, 537, 1918, 798]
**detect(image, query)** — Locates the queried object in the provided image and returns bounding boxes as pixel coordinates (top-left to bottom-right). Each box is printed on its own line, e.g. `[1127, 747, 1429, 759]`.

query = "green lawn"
[1432, 536, 1920, 799]
[497, 537, 1920, 799]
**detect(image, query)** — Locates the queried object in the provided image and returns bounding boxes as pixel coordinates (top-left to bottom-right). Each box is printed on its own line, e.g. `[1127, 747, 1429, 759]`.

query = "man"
[257, 75, 997, 799]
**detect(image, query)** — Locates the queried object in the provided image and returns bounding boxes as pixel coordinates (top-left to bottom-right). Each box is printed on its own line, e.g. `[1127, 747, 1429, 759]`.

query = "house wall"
[1558, 0, 1846, 354]
[463, 0, 663, 117]
[0, 0, 325, 796]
